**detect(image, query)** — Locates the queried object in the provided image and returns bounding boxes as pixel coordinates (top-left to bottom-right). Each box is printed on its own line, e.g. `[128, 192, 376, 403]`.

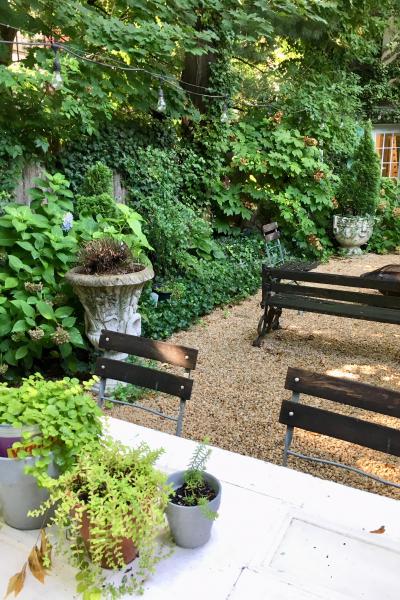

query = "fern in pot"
[166, 439, 221, 549]
[30, 437, 171, 598]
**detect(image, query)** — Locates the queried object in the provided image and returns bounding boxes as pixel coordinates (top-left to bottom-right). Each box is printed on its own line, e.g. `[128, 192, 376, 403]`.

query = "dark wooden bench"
[253, 265, 400, 345]
[95, 330, 198, 436]
[279, 367, 400, 488]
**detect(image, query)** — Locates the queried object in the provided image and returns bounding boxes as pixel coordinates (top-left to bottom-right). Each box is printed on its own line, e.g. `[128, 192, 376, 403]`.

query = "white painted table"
[1, 417, 399, 599]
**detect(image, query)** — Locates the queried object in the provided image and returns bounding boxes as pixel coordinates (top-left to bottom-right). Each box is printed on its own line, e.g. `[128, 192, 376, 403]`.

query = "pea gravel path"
[109, 253, 400, 499]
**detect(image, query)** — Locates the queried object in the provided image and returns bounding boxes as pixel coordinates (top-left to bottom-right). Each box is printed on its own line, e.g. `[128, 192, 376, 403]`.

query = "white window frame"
[372, 124, 400, 179]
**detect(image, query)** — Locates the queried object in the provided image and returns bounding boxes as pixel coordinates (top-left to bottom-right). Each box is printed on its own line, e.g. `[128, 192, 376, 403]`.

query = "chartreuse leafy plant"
[0, 374, 102, 483]
[30, 437, 171, 598]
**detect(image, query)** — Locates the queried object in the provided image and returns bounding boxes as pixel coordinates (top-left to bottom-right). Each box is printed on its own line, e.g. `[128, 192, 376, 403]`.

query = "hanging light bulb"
[220, 101, 230, 124]
[51, 44, 63, 90]
[157, 87, 167, 113]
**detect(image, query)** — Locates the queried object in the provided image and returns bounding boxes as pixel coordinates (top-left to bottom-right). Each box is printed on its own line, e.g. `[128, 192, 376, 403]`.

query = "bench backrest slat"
[263, 267, 400, 293]
[279, 400, 400, 457]
[98, 330, 198, 369]
[95, 357, 193, 400]
[264, 230, 280, 242]
[270, 282, 400, 309]
[262, 222, 278, 234]
[285, 367, 400, 418]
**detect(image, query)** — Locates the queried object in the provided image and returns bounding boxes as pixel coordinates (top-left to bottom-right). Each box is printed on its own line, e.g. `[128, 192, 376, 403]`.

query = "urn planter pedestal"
[65, 265, 154, 390]
[333, 215, 374, 256]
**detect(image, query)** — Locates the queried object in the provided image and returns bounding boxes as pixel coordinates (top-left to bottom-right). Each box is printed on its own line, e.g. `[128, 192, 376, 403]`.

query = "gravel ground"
[109, 253, 400, 499]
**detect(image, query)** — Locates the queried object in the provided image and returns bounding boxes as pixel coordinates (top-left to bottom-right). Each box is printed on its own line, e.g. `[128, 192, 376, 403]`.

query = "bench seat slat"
[98, 330, 198, 369]
[265, 294, 400, 324]
[263, 267, 400, 293]
[285, 367, 400, 418]
[279, 400, 400, 457]
[95, 357, 193, 399]
[269, 283, 400, 309]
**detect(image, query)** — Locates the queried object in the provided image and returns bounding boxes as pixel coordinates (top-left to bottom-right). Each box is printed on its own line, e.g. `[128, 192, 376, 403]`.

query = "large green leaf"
[36, 301, 55, 320]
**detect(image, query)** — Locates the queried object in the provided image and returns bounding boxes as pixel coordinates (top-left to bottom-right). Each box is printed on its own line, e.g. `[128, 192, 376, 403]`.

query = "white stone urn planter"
[333, 215, 375, 256]
[65, 264, 154, 360]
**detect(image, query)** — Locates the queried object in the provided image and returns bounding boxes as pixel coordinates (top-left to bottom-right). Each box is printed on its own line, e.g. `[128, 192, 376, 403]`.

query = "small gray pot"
[0, 454, 57, 530]
[165, 471, 221, 549]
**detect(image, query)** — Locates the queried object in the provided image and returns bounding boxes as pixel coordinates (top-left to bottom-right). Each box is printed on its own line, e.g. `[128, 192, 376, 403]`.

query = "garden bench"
[95, 330, 198, 436]
[279, 367, 400, 488]
[253, 265, 400, 345]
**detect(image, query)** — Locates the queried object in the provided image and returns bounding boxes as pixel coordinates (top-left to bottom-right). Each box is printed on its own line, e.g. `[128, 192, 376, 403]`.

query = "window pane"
[382, 163, 390, 177]
[375, 133, 384, 149]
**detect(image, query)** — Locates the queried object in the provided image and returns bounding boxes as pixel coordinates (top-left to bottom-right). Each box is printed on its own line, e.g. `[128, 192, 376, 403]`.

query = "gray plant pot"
[165, 471, 222, 549]
[333, 215, 375, 256]
[0, 454, 57, 530]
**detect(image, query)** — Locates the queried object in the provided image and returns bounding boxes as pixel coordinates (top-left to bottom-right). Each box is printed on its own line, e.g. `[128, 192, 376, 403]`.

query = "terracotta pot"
[78, 508, 138, 569]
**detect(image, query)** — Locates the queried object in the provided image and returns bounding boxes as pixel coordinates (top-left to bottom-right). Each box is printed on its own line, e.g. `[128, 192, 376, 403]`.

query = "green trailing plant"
[336, 122, 381, 216]
[368, 179, 400, 254]
[170, 438, 217, 520]
[30, 437, 171, 598]
[0, 374, 102, 483]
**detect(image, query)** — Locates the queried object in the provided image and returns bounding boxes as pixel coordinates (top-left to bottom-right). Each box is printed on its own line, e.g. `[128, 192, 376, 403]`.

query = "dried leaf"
[38, 529, 52, 568]
[4, 564, 26, 598]
[370, 525, 385, 534]
[28, 547, 45, 584]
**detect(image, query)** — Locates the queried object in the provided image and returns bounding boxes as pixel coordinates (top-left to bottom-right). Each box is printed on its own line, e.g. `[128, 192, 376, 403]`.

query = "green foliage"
[220, 116, 335, 258]
[81, 162, 113, 196]
[336, 122, 381, 216]
[124, 146, 223, 275]
[0, 173, 86, 377]
[0, 374, 102, 482]
[31, 437, 171, 597]
[76, 192, 117, 219]
[140, 235, 263, 339]
[368, 179, 400, 254]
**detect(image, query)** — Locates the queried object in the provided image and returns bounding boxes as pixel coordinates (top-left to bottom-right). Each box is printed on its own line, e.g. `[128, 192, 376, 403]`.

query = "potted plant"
[166, 439, 221, 549]
[31, 437, 171, 597]
[0, 374, 102, 529]
[333, 121, 381, 255]
[65, 232, 153, 360]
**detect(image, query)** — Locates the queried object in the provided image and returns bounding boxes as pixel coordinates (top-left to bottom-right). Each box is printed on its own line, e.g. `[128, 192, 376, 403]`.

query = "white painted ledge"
[0, 417, 398, 600]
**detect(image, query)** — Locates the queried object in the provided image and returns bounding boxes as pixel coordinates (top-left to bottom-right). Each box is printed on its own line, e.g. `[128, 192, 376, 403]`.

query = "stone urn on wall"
[333, 215, 375, 256]
[65, 265, 154, 360]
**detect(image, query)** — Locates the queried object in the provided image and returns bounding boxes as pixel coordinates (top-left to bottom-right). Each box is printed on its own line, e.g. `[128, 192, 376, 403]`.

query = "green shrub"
[75, 192, 116, 218]
[81, 161, 113, 196]
[124, 147, 223, 275]
[336, 122, 381, 216]
[368, 179, 400, 254]
[140, 235, 264, 338]
[0, 173, 86, 378]
[216, 115, 335, 258]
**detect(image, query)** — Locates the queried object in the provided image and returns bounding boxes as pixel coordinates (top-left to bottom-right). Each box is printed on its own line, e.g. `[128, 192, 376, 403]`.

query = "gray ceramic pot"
[0, 454, 57, 530]
[165, 471, 221, 549]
